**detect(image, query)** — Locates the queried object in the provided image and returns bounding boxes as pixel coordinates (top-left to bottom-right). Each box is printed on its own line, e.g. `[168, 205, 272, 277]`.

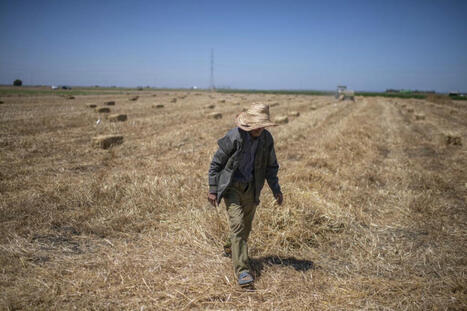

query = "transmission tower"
[210, 48, 215, 91]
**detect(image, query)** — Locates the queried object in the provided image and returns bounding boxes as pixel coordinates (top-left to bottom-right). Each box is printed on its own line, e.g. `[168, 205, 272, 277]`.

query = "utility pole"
[210, 48, 215, 91]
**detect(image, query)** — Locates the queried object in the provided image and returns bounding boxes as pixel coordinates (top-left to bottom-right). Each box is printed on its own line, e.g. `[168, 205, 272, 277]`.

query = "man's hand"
[274, 193, 283, 205]
[208, 193, 217, 207]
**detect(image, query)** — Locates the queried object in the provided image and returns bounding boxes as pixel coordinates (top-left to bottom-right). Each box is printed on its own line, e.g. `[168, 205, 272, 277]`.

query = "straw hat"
[235, 103, 277, 131]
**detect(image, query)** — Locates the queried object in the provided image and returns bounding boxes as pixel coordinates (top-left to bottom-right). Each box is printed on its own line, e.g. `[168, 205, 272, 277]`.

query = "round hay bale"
[207, 112, 222, 119]
[86, 103, 97, 108]
[274, 115, 288, 124]
[105, 101, 115, 106]
[204, 104, 215, 109]
[92, 135, 124, 149]
[153, 104, 164, 108]
[109, 114, 128, 122]
[96, 107, 111, 113]
[288, 111, 300, 117]
[130, 96, 139, 101]
[170, 98, 177, 103]
[415, 114, 425, 120]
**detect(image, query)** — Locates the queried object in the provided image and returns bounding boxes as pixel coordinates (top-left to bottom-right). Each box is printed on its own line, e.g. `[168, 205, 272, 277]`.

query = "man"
[208, 103, 283, 287]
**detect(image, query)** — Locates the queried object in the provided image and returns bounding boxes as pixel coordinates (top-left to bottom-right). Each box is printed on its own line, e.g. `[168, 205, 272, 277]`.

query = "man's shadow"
[249, 256, 314, 278]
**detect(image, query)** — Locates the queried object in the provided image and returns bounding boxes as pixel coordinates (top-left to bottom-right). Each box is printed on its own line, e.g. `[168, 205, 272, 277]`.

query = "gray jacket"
[208, 127, 281, 204]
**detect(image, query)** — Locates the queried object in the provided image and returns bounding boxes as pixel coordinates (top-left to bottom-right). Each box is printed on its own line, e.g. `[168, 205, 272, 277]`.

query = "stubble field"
[0, 89, 466, 310]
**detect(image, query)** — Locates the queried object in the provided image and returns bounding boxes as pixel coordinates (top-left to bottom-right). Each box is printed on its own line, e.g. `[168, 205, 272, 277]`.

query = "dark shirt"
[232, 128, 258, 183]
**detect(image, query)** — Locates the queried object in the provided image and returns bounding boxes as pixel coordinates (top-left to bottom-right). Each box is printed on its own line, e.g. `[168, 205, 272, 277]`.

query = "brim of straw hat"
[235, 112, 277, 132]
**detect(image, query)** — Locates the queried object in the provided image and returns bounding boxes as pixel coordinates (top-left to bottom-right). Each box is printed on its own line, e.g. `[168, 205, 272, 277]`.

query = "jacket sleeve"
[208, 134, 235, 194]
[265, 135, 281, 195]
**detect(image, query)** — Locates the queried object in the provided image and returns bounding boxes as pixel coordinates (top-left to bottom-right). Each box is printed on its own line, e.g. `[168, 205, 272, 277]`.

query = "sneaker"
[238, 271, 254, 287]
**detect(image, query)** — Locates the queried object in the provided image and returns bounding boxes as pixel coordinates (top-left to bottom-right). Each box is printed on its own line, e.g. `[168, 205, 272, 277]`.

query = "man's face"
[250, 127, 264, 138]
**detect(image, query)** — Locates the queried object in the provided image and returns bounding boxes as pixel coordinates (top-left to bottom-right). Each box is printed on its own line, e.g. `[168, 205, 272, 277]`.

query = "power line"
[210, 48, 215, 91]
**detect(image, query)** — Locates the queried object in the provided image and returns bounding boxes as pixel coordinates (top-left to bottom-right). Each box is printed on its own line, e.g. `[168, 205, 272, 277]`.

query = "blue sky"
[0, 0, 466, 91]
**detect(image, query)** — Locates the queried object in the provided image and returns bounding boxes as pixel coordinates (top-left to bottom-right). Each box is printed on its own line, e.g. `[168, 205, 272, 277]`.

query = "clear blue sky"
[1, 0, 466, 92]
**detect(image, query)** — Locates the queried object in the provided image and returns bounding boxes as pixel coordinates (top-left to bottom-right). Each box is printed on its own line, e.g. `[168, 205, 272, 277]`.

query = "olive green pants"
[223, 181, 257, 276]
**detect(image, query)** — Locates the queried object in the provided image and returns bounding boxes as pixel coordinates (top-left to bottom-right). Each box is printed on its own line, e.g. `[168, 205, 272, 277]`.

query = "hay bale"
[445, 134, 462, 146]
[86, 103, 97, 108]
[207, 112, 222, 119]
[204, 104, 215, 109]
[130, 96, 139, 101]
[108, 114, 127, 122]
[274, 115, 289, 124]
[170, 98, 177, 103]
[105, 101, 115, 106]
[92, 135, 124, 149]
[153, 104, 164, 108]
[407, 108, 414, 113]
[415, 114, 425, 120]
[96, 107, 111, 113]
[288, 111, 300, 117]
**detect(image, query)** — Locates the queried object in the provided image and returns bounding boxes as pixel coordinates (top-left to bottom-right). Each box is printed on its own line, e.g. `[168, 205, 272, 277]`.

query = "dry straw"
[108, 114, 127, 122]
[1, 92, 466, 310]
[207, 112, 222, 119]
[444, 133, 462, 146]
[274, 115, 289, 124]
[96, 107, 110, 113]
[92, 134, 124, 149]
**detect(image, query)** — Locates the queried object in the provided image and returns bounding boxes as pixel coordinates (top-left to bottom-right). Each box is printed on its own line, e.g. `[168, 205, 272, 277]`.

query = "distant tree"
[13, 79, 22, 86]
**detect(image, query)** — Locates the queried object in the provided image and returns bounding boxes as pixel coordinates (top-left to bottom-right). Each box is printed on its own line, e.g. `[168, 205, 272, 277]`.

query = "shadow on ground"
[249, 256, 314, 278]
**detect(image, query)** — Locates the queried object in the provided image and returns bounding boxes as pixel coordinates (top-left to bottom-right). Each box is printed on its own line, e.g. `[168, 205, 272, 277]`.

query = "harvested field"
[0, 90, 466, 310]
